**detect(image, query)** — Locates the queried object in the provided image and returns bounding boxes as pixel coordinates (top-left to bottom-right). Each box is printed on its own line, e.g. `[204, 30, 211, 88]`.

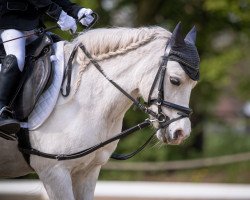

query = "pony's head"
[70, 24, 199, 145]
[146, 22, 199, 145]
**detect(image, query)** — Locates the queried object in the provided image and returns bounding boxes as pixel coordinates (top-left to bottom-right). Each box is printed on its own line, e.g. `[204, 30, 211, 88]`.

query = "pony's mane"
[65, 26, 171, 95]
[67, 26, 170, 58]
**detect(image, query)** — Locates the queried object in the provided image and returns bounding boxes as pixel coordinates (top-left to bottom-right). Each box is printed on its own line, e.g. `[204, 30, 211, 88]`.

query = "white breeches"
[1, 29, 37, 71]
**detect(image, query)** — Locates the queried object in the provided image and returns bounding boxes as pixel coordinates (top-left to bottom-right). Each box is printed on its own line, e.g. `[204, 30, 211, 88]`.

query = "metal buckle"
[157, 112, 168, 123]
[156, 100, 162, 106]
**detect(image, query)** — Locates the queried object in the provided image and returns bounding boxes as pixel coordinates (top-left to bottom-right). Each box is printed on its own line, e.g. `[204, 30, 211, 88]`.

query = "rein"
[18, 29, 193, 161]
[20, 120, 152, 161]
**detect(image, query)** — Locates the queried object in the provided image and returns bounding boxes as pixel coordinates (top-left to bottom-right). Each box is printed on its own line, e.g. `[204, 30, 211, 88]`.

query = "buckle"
[156, 100, 162, 106]
[157, 112, 168, 123]
[0, 106, 13, 116]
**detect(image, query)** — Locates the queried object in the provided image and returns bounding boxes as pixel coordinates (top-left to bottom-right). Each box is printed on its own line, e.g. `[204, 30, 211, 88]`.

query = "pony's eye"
[170, 76, 181, 86]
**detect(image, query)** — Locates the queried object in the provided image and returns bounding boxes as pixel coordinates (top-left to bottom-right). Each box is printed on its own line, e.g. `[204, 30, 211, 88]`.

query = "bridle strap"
[147, 56, 168, 105]
[157, 66, 166, 114]
[150, 99, 192, 116]
[147, 64, 162, 105]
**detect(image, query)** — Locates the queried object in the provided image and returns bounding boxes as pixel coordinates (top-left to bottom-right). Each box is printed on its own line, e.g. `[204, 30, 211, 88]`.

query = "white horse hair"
[0, 26, 197, 200]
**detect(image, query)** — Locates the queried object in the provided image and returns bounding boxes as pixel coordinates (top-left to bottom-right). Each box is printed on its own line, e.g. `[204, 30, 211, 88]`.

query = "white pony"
[0, 24, 198, 200]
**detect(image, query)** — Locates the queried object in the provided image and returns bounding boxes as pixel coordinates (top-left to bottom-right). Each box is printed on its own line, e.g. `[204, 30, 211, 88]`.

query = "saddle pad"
[27, 41, 65, 130]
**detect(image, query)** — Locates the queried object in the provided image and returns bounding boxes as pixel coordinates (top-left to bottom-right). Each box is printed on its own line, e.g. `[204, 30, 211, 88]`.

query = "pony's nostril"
[173, 129, 183, 140]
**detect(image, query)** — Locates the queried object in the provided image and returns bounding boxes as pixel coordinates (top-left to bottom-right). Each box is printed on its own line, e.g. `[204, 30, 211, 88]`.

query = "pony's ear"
[170, 22, 185, 47]
[184, 26, 197, 45]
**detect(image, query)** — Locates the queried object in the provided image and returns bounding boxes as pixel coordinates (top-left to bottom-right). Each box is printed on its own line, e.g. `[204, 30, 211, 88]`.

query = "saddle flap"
[26, 33, 53, 58]
[13, 35, 54, 120]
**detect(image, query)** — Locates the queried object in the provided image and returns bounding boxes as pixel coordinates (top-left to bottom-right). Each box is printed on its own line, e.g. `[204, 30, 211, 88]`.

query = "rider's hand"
[57, 10, 77, 33]
[77, 8, 94, 27]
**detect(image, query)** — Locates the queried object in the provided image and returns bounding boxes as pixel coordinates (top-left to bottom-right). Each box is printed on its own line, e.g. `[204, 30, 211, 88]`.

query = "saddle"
[0, 33, 59, 120]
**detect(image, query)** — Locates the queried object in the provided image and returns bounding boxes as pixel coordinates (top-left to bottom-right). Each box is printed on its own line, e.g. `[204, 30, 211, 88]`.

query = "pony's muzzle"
[156, 127, 188, 145]
[169, 129, 187, 144]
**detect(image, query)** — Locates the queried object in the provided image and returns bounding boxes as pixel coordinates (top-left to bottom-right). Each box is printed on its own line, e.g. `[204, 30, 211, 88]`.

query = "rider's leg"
[2, 29, 26, 71]
[0, 29, 25, 136]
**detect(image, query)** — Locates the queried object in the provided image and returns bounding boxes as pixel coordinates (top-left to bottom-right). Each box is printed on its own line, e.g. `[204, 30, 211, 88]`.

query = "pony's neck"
[64, 27, 169, 133]
[30, 27, 170, 154]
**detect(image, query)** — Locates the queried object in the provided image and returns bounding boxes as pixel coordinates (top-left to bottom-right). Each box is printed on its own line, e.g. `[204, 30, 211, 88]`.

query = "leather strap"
[60, 45, 78, 97]
[111, 131, 156, 160]
[19, 119, 151, 160]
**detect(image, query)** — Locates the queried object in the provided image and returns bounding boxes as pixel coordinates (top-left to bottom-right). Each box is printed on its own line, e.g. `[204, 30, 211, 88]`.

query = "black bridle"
[146, 54, 193, 129]
[18, 42, 193, 161]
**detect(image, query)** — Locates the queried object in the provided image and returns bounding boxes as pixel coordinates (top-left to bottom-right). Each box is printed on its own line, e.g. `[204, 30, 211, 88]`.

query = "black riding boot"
[0, 55, 21, 138]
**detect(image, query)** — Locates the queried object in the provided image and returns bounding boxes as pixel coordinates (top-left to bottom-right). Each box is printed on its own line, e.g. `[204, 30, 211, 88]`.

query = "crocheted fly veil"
[167, 22, 200, 80]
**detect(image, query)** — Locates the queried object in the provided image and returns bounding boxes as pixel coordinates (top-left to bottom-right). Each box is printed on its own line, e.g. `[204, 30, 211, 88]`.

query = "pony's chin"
[156, 129, 183, 145]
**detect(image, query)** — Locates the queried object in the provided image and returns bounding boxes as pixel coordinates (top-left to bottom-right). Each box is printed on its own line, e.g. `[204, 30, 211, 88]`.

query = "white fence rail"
[103, 152, 250, 171]
[1, 180, 250, 200]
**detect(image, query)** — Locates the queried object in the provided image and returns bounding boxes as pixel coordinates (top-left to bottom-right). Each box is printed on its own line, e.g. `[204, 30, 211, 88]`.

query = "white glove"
[57, 10, 77, 33]
[77, 8, 94, 26]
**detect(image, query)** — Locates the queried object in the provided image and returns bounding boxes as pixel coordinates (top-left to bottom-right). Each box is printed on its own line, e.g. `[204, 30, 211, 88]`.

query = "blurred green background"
[45, 0, 250, 183]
